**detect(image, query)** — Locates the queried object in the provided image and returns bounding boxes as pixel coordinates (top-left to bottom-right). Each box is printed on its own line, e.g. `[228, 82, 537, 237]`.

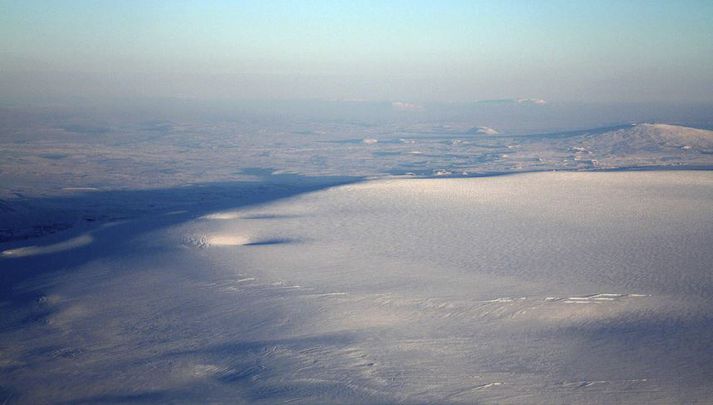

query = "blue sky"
[1, 0, 712, 102]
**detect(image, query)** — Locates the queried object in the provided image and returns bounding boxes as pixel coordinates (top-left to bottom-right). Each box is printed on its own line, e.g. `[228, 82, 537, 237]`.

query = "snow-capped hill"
[581, 123, 713, 153]
[634, 123, 713, 144]
[466, 126, 500, 135]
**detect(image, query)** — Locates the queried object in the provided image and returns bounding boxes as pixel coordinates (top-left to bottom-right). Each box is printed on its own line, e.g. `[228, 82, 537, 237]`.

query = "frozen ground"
[2, 171, 713, 404]
[2, 101, 713, 244]
[2, 102, 713, 403]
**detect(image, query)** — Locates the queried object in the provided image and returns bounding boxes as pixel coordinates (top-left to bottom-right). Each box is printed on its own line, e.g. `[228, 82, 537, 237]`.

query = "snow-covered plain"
[2, 102, 713, 403]
[2, 171, 713, 403]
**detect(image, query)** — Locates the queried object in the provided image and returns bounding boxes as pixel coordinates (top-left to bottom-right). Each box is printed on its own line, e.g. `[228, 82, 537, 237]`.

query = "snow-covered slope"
[2, 171, 713, 404]
[580, 123, 713, 153]
[466, 126, 500, 135]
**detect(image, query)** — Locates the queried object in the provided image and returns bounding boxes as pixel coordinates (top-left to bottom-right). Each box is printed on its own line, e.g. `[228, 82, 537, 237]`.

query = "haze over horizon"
[4, 2, 713, 404]
[2, 0, 713, 103]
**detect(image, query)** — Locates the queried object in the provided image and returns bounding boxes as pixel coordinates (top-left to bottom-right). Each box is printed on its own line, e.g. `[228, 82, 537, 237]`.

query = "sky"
[1, 0, 712, 103]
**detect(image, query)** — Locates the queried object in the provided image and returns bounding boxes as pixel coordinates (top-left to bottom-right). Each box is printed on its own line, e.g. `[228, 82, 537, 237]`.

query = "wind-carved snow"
[184, 233, 251, 247]
[2, 171, 713, 403]
[542, 293, 651, 304]
[1, 233, 93, 258]
[201, 211, 242, 220]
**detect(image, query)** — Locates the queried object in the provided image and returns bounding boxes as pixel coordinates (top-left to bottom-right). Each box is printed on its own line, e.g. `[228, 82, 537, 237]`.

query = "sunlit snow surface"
[2, 171, 713, 403]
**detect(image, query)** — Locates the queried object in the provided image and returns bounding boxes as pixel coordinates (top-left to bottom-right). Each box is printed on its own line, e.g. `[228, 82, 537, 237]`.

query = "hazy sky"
[1, 0, 712, 102]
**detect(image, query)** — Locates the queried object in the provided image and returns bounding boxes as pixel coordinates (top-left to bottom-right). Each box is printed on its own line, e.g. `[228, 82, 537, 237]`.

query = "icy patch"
[559, 293, 649, 304]
[559, 378, 648, 389]
[481, 297, 526, 303]
[561, 380, 608, 388]
[61, 187, 100, 192]
[445, 382, 504, 400]
[475, 382, 503, 390]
